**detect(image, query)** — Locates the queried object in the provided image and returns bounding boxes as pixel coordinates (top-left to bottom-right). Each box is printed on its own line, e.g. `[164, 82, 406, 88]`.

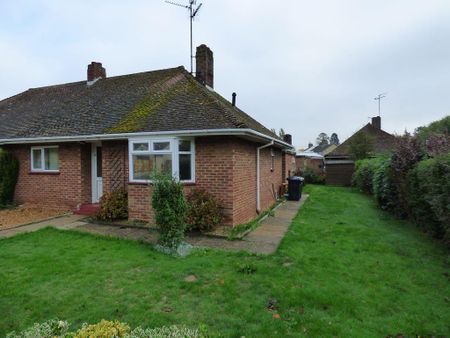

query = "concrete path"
[0, 195, 308, 255]
[0, 214, 86, 238]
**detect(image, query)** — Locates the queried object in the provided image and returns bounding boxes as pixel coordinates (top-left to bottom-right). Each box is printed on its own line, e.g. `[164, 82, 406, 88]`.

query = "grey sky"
[1, 0, 449, 148]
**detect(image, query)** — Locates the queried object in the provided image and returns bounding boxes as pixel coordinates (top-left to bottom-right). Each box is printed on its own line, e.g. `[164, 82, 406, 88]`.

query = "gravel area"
[0, 205, 69, 230]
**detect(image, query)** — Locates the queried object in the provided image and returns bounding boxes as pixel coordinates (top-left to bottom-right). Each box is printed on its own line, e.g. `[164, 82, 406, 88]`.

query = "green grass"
[0, 185, 449, 337]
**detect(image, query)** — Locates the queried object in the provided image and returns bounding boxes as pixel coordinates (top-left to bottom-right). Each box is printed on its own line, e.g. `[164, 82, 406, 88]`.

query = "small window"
[133, 142, 149, 151]
[31, 146, 59, 172]
[178, 140, 192, 181]
[270, 149, 275, 171]
[153, 141, 171, 151]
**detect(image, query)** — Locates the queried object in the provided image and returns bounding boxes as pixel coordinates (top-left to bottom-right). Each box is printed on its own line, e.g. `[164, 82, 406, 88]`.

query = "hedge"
[353, 152, 450, 246]
[0, 149, 19, 206]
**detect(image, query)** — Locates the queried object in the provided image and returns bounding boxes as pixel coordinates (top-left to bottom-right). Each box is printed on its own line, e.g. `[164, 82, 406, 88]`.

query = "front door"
[92, 144, 103, 203]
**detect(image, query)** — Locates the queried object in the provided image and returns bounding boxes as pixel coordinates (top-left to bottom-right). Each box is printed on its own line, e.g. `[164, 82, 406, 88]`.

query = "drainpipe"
[256, 140, 274, 213]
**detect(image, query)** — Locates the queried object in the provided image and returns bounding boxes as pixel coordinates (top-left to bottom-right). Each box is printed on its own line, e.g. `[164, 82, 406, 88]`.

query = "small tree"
[348, 132, 374, 160]
[151, 174, 187, 248]
[316, 132, 329, 146]
[0, 149, 19, 206]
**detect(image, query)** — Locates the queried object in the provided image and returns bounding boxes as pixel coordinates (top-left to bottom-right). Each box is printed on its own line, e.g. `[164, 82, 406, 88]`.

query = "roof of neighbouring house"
[296, 151, 323, 159]
[326, 122, 397, 158]
[0, 66, 281, 142]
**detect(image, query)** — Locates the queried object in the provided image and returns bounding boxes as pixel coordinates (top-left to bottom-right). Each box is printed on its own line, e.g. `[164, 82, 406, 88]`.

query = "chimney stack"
[283, 134, 292, 145]
[371, 116, 381, 130]
[87, 62, 106, 82]
[232, 92, 237, 106]
[195, 44, 214, 88]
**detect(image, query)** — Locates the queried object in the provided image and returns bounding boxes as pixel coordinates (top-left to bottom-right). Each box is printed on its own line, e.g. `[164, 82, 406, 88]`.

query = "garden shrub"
[296, 167, 325, 184]
[0, 149, 19, 206]
[75, 320, 130, 338]
[186, 189, 223, 232]
[151, 174, 188, 248]
[372, 157, 399, 213]
[96, 189, 128, 221]
[406, 154, 450, 244]
[6, 319, 69, 338]
[125, 325, 201, 338]
[352, 157, 383, 194]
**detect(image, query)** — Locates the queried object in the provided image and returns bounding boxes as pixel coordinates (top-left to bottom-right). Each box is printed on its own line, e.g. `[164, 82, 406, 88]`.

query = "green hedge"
[0, 149, 19, 206]
[353, 153, 450, 246]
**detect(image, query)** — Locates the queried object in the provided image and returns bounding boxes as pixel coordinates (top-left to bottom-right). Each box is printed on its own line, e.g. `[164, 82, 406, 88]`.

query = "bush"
[406, 154, 450, 243]
[186, 189, 223, 232]
[352, 158, 383, 194]
[372, 157, 399, 213]
[125, 325, 201, 338]
[6, 319, 69, 338]
[75, 320, 130, 338]
[297, 167, 325, 184]
[0, 149, 19, 206]
[151, 174, 188, 248]
[96, 189, 128, 221]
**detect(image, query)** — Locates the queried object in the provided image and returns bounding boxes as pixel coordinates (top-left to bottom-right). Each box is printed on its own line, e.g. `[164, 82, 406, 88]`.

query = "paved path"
[0, 214, 86, 238]
[0, 195, 308, 254]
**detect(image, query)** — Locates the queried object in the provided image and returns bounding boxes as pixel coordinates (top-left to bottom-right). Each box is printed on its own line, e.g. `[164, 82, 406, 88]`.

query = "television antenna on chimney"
[165, 0, 203, 74]
[374, 93, 387, 116]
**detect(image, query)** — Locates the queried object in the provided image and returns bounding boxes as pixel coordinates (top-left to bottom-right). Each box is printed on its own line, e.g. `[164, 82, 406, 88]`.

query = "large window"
[31, 146, 59, 172]
[129, 138, 195, 183]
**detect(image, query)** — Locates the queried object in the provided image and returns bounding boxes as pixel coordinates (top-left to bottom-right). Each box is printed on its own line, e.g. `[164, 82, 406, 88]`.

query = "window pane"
[133, 154, 172, 180]
[179, 140, 191, 152]
[96, 147, 102, 178]
[133, 142, 149, 151]
[153, 141, 170, 151]
[32, 149, 42, 169]
[153, 154, 172, 175]
[179, 154, 191, 181]
[133, 155, 151, 180]
[44, 148, 59, 170]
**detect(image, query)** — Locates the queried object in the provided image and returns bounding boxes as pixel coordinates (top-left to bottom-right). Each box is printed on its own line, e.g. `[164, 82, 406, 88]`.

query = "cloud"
[1, 0, 449, 147]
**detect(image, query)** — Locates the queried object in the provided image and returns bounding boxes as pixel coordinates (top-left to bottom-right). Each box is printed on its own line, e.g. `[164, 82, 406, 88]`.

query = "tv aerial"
[165, 0, 203, 74]
[374, 93, 387, 116]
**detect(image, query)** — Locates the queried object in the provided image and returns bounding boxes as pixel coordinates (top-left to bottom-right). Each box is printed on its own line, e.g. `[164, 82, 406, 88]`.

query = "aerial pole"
[166, 0, 203, 74]
[374, 93, 387, 116]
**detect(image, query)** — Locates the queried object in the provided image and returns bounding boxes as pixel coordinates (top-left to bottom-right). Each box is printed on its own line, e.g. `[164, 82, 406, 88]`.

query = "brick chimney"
[87, 62, 106, 82]
[371, 116, 381, 130]
[195, 44, 214, 88]
[283, 134, 292, 145]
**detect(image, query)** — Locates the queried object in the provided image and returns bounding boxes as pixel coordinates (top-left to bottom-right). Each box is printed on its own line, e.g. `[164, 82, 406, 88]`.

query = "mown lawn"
[0, 185, 449, 337]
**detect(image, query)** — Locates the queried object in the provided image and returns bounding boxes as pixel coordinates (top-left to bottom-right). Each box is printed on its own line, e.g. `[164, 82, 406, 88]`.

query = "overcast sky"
[1, 0, 449, 148]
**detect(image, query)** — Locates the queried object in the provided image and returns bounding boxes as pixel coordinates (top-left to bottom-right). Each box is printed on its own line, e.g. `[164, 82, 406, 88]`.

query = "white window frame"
[30, 145, 60, 173]
[128, 137, 195, 183]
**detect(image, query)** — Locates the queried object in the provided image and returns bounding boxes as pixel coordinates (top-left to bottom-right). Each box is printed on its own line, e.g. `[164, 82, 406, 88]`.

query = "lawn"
[0, 185, 449, 337]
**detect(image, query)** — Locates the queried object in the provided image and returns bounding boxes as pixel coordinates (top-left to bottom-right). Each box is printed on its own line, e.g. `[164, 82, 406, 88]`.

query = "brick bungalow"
[0, 45, 296, 227]
[325, 116, 397, 186]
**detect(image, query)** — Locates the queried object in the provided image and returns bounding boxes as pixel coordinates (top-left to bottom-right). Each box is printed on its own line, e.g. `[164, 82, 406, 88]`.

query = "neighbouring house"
[324, 116, 397, 186]
[0, 44, 296, 227]
[305, 143, 337, 156]
[295, 150, 324, 175]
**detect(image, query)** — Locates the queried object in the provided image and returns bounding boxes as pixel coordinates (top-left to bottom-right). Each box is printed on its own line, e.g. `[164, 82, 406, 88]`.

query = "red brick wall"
[126, 136, 284, 227]
[102, 140, 128, 193]
[5, 143, 91, 209]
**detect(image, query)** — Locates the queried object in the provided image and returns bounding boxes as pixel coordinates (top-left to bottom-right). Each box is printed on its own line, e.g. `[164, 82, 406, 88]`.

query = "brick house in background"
[0, 45, 296, 227]
[324, 116, 397, 186]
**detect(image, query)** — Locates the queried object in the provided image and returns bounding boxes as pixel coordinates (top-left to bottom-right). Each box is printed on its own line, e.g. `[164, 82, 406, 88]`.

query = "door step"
[75, 204, 100, 216]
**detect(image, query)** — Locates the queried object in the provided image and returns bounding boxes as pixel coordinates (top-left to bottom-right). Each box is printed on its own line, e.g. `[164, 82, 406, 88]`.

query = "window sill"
[128, 181, 196, 186]
[29, 171, 60, 175]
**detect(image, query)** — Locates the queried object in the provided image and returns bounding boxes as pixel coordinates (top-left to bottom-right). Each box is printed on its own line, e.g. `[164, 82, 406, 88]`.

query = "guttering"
[256, 140, 274, 213]
[0, 128, 294, 150]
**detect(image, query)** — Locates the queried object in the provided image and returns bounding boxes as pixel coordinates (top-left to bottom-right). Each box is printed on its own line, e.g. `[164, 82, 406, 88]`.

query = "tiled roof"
[327, 123, 397, 157]
[0, 66, 279, 141]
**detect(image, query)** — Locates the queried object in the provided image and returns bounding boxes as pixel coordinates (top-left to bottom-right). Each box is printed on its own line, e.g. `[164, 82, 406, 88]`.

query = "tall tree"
[316, 133, 329, 145]
[278, 128, 286, 139]
[330, 133, 340, 145]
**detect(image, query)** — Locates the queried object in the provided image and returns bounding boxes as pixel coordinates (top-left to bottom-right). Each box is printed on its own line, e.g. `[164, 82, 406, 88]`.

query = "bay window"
[31, 146, 59, 172]
[129, 138, 195, 183]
